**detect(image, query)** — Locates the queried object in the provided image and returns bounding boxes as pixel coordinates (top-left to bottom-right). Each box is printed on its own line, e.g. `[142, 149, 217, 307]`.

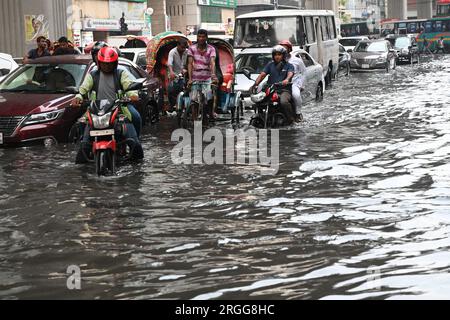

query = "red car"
[0, 54, 158, 147]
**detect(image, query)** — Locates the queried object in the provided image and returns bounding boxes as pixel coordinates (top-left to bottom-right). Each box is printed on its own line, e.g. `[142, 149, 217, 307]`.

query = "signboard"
[82, 19, 144, 31]
[24, 14, 49, 42]
[198, 0, 237, 8]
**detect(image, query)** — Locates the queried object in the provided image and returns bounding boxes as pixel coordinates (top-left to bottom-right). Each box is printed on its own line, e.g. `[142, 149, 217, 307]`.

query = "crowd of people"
[24, 36, 81, 63]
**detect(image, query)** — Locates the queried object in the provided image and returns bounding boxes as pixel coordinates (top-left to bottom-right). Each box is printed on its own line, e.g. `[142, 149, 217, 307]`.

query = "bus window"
[407, 22, 417, 34]
[435, 21, 443, 32]
[425, 21, 432, 32]
[297, 16, 306, 46]
[304, 16, 315, 44]
[320, 16, 329, 40]
[327, 16, 336, 39]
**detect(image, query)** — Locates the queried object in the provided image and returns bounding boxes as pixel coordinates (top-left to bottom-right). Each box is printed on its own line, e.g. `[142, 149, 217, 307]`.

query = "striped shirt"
[187, 43, 216, 81]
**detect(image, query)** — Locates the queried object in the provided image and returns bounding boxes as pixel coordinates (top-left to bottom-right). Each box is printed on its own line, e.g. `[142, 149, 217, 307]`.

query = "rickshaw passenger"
[168, 39, 188, 111]
[187, 29, 217, 120]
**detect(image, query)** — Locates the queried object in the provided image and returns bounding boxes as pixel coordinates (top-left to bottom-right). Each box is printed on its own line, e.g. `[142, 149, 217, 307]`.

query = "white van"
[233, 9, 339, 85]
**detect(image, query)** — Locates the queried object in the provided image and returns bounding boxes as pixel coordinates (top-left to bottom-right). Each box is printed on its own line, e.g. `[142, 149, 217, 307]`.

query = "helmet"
[272, 45, 287, 60]
[279, 40, 293, 53]
[91, 41, 109, 62]
[98, 47, 119, 63]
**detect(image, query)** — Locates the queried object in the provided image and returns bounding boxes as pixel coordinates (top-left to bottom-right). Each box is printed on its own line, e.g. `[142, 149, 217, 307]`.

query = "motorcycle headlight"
[251, 92, 266, 103]
[23, 109, 65, 125]
[92, 113, 112, 129]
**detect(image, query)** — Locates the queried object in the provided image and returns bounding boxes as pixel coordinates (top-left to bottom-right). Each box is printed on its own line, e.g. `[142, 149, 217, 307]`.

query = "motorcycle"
[243, 69, 293, 129]
[73, 79, 145, 176]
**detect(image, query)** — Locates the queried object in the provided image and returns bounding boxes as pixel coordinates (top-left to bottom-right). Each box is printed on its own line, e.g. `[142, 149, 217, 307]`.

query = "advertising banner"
[24, 14, 49, 42]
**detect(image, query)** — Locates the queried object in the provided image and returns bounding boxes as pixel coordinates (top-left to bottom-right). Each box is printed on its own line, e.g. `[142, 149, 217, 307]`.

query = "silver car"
[235, 48, 325, 108]
[349, 40, 398, 72]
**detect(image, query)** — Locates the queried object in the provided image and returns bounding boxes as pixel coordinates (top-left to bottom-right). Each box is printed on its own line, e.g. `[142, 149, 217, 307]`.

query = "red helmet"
[279, 40, 293, 53]
[98, 47, 119, 63]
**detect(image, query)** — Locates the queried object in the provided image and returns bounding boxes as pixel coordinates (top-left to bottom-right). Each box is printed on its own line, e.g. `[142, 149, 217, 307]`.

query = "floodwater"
[1, 56, 450, 299]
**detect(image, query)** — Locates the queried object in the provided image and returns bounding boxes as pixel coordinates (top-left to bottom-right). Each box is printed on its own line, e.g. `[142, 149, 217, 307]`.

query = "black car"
[393, 35, 420, 64]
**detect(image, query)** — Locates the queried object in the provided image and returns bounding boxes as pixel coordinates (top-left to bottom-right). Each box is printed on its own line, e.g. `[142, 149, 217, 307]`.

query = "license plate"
[90, 129, 114, 137]
[362, 64, 370, 69]
[0, 132, 3, 145]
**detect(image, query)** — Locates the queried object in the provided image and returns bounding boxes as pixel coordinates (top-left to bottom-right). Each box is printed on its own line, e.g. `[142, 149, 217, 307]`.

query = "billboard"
[24, 14, 49, 43]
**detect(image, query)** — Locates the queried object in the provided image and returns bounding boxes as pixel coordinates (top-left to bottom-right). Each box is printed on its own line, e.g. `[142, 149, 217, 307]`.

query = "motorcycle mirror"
[242, 68, 252, 80]
[65, 86, 79, 94]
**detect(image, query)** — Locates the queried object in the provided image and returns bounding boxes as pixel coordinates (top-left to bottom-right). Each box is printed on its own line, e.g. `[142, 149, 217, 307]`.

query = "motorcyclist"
[250, 45, 295, 124]
[90, 41, 142, 137]
[71, 47, 144, 163]
[279, 40, 307, 123]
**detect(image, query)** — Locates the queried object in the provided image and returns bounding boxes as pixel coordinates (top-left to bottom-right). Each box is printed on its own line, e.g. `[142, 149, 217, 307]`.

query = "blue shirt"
[263, 61, 294, 85]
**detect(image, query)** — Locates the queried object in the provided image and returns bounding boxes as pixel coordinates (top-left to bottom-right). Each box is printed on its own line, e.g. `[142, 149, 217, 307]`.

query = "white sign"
[82, 18, 145, 32]
[81, 31, 94, 47]
[83, 19, 120, 31]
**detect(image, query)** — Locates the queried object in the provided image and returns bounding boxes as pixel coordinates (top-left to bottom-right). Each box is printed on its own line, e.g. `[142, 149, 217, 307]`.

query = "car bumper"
[350, 60, 387, 69]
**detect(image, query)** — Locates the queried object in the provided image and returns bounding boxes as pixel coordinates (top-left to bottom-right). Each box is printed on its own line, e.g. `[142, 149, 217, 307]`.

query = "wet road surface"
[1, 55, 450, 299]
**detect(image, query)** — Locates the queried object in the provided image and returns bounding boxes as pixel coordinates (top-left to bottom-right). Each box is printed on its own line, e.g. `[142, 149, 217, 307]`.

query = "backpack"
[90, 68, 125, 98]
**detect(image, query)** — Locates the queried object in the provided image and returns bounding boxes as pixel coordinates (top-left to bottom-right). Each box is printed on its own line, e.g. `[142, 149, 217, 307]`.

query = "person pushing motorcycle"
[250, 45, 295, 124]
[71, 47, 144, 163]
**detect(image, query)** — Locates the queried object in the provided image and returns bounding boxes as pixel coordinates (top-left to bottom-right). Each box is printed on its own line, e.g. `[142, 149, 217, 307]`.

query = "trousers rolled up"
[127, 104, 142, 138]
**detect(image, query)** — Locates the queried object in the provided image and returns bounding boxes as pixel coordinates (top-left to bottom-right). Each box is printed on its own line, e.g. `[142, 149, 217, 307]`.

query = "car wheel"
[315, 83, 324, 102]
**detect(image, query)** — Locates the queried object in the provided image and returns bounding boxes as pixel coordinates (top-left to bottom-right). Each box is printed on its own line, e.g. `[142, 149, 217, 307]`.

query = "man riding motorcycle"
[90, 41, 142, 136]
[250, 45, 295, 124]
[72, 47, 144, 163]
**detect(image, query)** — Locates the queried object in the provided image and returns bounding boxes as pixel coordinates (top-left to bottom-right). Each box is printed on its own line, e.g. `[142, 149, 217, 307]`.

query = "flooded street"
[1, 56, 450, 300]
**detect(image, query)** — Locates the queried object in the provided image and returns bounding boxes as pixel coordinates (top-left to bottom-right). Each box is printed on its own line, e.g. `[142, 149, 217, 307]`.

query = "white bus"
[233, 9, 339, 85]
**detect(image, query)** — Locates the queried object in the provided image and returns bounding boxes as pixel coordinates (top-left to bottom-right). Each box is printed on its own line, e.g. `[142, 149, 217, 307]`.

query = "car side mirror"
[0, 68, 10, 76]
[242, 68, 252, 80]
[65, 86, 79, 94]
[347, 49, 353, 53]
[126, 78, 146, 92]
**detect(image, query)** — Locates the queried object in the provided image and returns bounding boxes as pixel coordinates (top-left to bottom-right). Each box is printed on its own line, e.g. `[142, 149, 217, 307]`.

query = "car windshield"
[0, 64, 87, 93]
[395, 37, 411, 48]
[234, 17, 300, 48]
[339, 39, 361, 47]
[355, 42, 387, 52]
[235, 53, 272, 74]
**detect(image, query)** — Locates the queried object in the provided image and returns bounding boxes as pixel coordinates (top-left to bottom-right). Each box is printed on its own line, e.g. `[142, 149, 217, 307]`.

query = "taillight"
[272, 93, 279, 102]
[265, 88, 270, 96]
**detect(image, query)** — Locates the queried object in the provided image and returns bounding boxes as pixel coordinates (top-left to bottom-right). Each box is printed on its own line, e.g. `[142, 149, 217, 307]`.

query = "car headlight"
[23, 109, 65, 125]
[377, 56, 386, 62]
[92, 113, 112, 129]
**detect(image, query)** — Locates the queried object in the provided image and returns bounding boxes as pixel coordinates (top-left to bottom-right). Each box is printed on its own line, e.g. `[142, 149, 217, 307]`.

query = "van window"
[304, 16, 315, 44]
[320, 17, 329, 41]
[327, 16, 336, 39]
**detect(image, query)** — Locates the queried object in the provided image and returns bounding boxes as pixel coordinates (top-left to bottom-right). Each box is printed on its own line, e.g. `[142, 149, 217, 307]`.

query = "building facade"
[148, 0, 236, 36]
[0, 0, 69, 58]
